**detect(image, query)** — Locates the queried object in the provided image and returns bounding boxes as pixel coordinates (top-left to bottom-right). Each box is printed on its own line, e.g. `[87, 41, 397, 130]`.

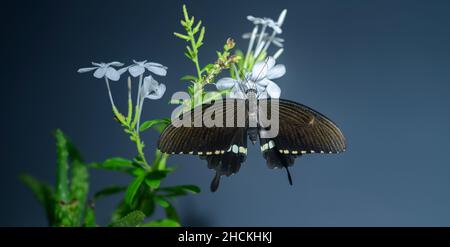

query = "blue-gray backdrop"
[1, 0, 450, 226]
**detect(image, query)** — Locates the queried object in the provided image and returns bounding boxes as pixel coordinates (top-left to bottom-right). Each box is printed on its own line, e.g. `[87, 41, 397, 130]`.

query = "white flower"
[217, 57, 285, 99]
[77, 62, 124, 81]
[141, 76, 166, 100]
[242, 32, 284, 47]
[247, 16, 282, 34]
[128, 60, 168, 77]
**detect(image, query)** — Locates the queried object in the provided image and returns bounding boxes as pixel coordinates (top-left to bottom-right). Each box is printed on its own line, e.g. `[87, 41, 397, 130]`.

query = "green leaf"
[139, 118, 170, 133]
[93, 185, 127, 201]
[173, 32, 190, 41]
[182, 5, 190, 24]
[110, 210, 146, 227]
[159, 185, 201, 196]
[201, 64, 214, 73]
[144, 170, 169, 190]
[84, 203, 96, 227]
[19, 174, 55, 225]
[90, 157, 134, 173]
[142, 218, 180, 227]
[125, 172, 147, 206]
[70, 160, 89, 226]
[180, 75, 197, 81]
[111, 200, 131, 223]
[136, 192, 155, 217]
[196, 27, 205, 47]
[193, 20, 202, 34]
[54, 129, 74, 226]
[164, 202, 180, 222]
[154, 196, 170, 208]
[55, 129, 70, 202]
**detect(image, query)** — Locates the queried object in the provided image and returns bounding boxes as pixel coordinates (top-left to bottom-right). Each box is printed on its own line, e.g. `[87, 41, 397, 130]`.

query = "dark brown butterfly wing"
[157, 98, 248, 191]
[258, 98, 346, 183]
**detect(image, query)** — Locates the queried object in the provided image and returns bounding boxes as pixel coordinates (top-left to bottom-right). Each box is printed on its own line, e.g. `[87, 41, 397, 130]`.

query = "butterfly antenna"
[285, 166, 293, 185]
[210, 172, 221, 192]
[254, 56, 270, 82]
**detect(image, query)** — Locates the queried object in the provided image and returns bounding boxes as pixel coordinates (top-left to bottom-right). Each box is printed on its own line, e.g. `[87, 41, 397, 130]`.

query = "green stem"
[190, 38, 202, 79]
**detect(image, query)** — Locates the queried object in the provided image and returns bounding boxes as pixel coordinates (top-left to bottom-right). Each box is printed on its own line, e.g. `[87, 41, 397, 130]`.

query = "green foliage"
[110, 210, 146, 227]
[174, 4, 205, 80]
[142, 219, 180, 227]
[125, 172, 147, 206]
[19, 174, 55, 224]
[20, 129, 90, 227]
[139, 118, 171, 133]
[84, 203, 96, 227]
[21, 5, 222, 228]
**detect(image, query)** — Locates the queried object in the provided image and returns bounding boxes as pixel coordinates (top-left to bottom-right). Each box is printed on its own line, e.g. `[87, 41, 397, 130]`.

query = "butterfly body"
[158, 92, 346, 192]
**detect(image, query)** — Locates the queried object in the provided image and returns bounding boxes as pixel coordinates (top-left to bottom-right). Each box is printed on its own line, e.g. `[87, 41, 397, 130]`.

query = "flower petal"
[251, 57, 275, 81]
[128, 65, 145, 77]
[146, 83, 166, 100]
[77, 67, 97, 73]
[266, 64, 286, 79]
[216, 77, 238, 90]
[106, 67, 121, 81]
[107, 61, 124, 67]
[256, 78, 271, 87]
[266, 81, 281, 98]
[277, 9, 287, 26]
[145, 63, 167, 76]
[92, 62, 104, 67]
[93, 67, 107, 79]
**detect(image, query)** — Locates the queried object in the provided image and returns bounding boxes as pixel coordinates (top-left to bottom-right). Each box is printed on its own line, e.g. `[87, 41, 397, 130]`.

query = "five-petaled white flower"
[141, 76, 166, 100]
[77, 62, 125, 81]
[128, 60, 168, 77]
[216, 57, 285, 99]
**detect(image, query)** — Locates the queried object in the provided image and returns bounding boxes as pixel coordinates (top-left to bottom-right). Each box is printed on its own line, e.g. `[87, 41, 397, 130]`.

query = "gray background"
[1, 0, 450, 226]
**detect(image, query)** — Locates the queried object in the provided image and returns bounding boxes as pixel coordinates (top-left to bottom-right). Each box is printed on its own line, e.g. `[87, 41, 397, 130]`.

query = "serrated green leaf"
[70, 159, 89, 226]
[19, 174, 55, 225]
[141, 218, 180, 227]
[125, 172, 147, 206]
[111, 210, 146, 227]
[84, 203, 96, 227]
[54, 129, 73, 226]
[55, 129, 70, 202]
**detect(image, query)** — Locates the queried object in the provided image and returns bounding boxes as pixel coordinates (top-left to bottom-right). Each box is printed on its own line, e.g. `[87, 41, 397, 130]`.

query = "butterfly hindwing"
[258, 98, 346, 184]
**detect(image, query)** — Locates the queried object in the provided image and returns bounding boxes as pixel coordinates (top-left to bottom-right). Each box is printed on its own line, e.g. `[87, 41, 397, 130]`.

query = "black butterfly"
[157, 90, 346, 192]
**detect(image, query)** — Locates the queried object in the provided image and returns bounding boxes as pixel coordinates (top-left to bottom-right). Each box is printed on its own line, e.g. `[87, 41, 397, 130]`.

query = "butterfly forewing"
[259, 98, 346, 155]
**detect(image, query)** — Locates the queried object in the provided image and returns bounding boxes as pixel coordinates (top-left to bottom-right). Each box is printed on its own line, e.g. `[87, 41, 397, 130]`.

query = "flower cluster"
[78, 60, 167, 131]
[217, 9, 287, 99]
